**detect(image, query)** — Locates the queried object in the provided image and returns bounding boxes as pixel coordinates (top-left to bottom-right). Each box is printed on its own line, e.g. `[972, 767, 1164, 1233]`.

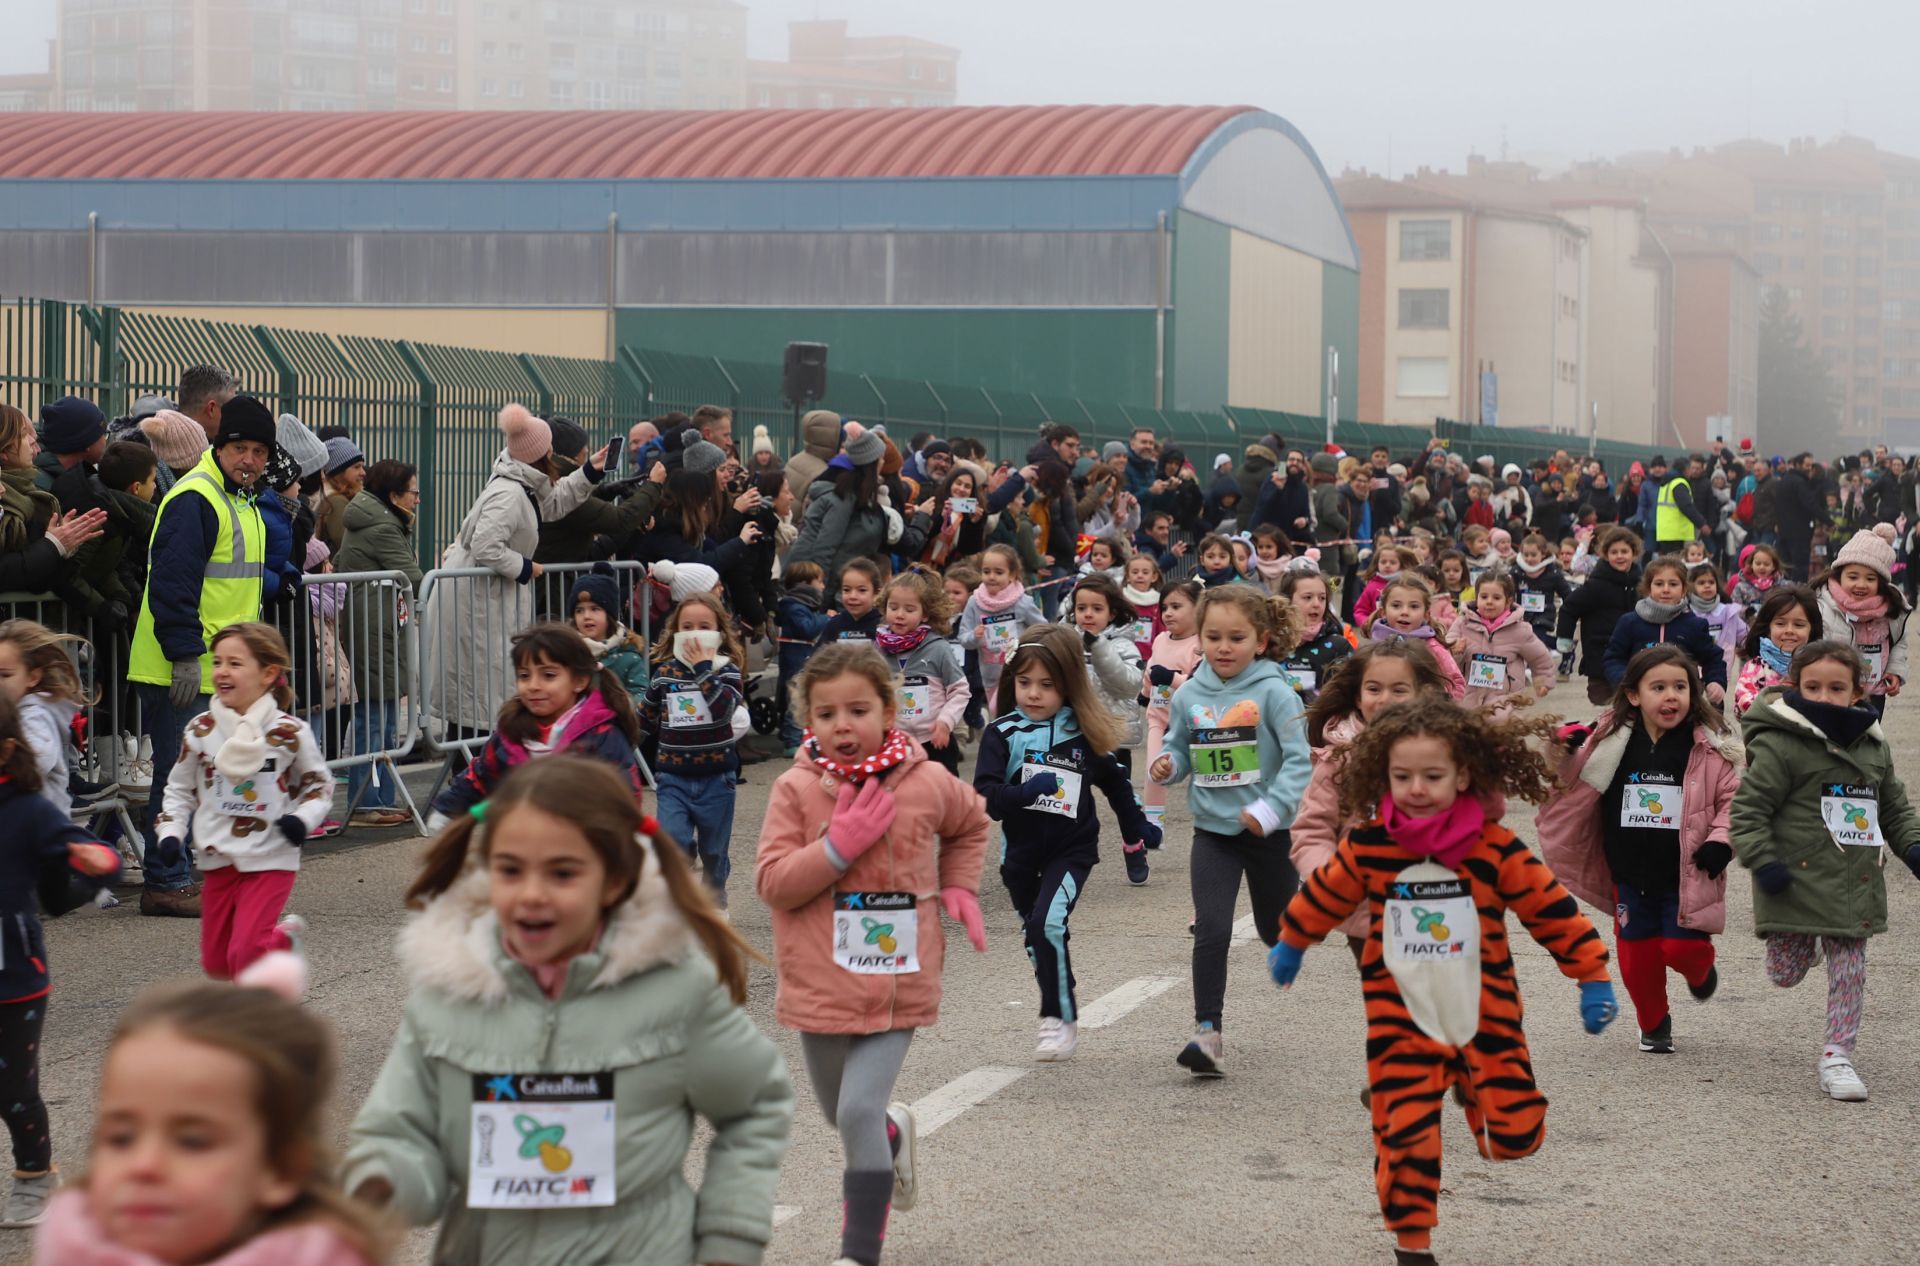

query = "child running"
[1143, 579, 1203, 836]
[942, 564, 988, 737]
[157, 623, 332, 983]
[0, 694, 118, 1231]
[1686, 562, 1747, 673]
[1194, 534, 1245, 589]
[1730, 542, 1783, 617]
[1557, 526, 1643, 706]
[978, 625, 1158, 1060]
[1352, 544, 1416, 632]
[1278, 564, 1353, 701]
[429, 623, 644, 826]
[348, 755, 790, 1263]
[956, 543, 1046, 704]
[1603, 556, 1727, 701]
[39, 977, 384, 1264]
[1366, 574, 1467, 698]
[1730, 640, 1920, 1101]
[818, 558, 885, 646]
[569, 563, 648, 699]
[1450, 570, 1556, 708]
[1538, 644, 1742, 1054]
[1513, 532, 1573, 659]
[0, 620, 90, 813]
[1150, 587, 1312, 1076]
[756, 643, 988, 1266]
[640, 593, 748, 906]
[1733, 585, 1822, 714]
[777, 560, 833, 751]
[1269, 697, 1617, 1266]
[1812, 528, 1910, 716]
[1122, 553, 1164, 660]
[876, 571, 969, 773]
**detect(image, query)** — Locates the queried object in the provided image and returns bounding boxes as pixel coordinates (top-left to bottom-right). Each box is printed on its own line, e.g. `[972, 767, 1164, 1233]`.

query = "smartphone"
[603, 435, 625, 473]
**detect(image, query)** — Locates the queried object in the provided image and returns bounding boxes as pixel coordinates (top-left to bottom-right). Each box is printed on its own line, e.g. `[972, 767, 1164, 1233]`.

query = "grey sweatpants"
[1190, 827, 1297, 1030]
[799, 1029, 914, 1172]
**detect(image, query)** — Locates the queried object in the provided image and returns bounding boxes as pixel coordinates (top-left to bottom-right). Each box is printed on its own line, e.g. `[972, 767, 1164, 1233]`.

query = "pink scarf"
[875, 624, 931, 656]
[1253, 555, 1288, 588]
[1379, 792, 1487, 871]
[1478, 606, 1515, 633]
[804, 726, 918, 784]
[1826, 578, 1889, 622]
[972, 579, 1026, 615]
[1826, 578, 1893, 684]
[34, 1190, 372, 1266]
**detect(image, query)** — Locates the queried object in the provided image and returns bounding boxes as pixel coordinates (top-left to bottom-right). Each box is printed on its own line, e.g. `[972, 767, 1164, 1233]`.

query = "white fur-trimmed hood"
[1577, 715, 1744, 793]
[397, 836, 694, 1004]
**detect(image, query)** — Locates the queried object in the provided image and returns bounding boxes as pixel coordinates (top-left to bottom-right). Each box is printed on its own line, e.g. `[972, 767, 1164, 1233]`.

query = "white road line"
[1076, 975, 1181, 1030]
[911, 1066, 1029, 1137]
[1230, 913, 1258, 946]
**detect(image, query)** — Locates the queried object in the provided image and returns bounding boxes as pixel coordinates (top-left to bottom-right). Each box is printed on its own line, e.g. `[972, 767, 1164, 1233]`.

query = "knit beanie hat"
[751, 424, 774, 457]
[323, 436, 365, 477]
[1834, 528, 1895, 584]
[39, 396, 106, 454]
[140, 409, 211, 469]
[213, 395, 278, 452]
[500, 403, 551, 466]
[651, 558, 722, 604]
[276, 414, 329, 479]
[547, 415, 589, 463]
[680, 432, 727, 476]
[568, 562, 622, 619]
[303, 536, 331, 571]
[841, 420, 885, 467]
[1102, 440, 1127, 462]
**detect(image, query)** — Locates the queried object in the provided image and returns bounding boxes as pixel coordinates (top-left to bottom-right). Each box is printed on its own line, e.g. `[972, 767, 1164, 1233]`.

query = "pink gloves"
[940, 887, 988, 952]
[827, 779, 896, 863]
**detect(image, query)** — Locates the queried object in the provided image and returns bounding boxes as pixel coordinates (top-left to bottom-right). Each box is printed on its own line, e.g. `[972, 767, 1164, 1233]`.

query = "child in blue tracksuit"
[975, 625, 1157, 1064]
[814, 557, 884, 647]
[1151, 586, 1312, 1077]
[775, 561, 832, 750]
[1603, 555, 1728, 700]
[639, 593, 748, 908]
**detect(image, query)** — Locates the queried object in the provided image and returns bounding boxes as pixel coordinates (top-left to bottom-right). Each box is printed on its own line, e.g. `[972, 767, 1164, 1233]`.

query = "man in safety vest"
[1654, 452, 1707, 557]
[127, 396, 276, 917]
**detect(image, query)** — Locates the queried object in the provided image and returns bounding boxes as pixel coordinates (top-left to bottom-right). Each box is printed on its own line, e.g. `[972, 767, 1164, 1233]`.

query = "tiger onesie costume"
[1279, 819, 1611, 1239]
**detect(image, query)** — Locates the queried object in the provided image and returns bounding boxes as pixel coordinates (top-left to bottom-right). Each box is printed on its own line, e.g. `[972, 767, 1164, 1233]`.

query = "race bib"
[1021, 756, 1083, 818]
[1619, 772, 1680, 830]
[833, 893, 920, 973]
[1192, 725, 1260, 788]
[837, 630, 873, 644]
[1821, 783, 1885, 848]
[1857, 642, 1887, 681]
[982, 613, 1020, 654]
[1127, 618, 1153, 644]
[1150, 679, 1175, 706]
[468, 1072, 616, 1209]
[897, 675, 931, 723]
[1384, 876, 1481, 965]
[1468, 654, 1508, 691]
[1520, 591, 1547, 614]
[1282, 662, 1317, 694]
[213, 759, 278, 818]
[664, 687, 713, 729]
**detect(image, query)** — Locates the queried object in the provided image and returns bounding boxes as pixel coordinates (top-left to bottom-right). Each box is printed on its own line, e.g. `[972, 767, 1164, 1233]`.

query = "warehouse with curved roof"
[0, 104, 1358, 412]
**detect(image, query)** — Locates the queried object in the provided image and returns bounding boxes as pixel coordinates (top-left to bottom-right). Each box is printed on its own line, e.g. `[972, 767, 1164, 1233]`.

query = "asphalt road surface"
[9, 676, 1920, 1265]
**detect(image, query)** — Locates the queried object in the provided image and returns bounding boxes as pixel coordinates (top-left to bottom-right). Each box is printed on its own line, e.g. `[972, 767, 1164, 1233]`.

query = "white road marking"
[1077, 975, 1181, 1030]
[773, 1205, 801, 1227]
[911, 1066, 1029, 1137]
[1230, 913, 1258, 946]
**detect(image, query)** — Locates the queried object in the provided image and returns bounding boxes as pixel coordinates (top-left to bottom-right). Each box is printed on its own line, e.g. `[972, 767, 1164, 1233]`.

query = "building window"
[1396, 357, 1450, 399]
[1399, 219, 1451, 261]
[853, 95, 870, 107]
[481, 78, 497, 97]
[1397, 288, 1449, 329]
[1823, 286, 1850, 307]
[437, 73, 452, 93]
[508, 43, 523, 62]
[1824, 256, 1848, 277]
[1823, 316, 1850, 338]
[909, 63, 923, 80]
[507, 78, 522, 98]
[409, 35, 426, 53]
[755, 87, 770, 106]
[1756, 253, 1781, 273]
[937, 63, 950, 83]
[816, 92, 833, 108]
[407, 72, 427, 91]
[436, 38, 452, 55]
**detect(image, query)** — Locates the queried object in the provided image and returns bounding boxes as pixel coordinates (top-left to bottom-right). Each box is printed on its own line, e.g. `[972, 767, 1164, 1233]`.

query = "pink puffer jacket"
[35, 1191, 372, 1266]
[755, 742, 989, 1034]
[1289, 712, 1370, 939]
[1536, 716, 1743, 934]
[1452, 607, 1558, 709]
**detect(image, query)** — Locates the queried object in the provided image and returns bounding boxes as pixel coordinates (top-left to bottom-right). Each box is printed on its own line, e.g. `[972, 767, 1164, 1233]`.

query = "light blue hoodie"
[1154, 657, 1311, 838]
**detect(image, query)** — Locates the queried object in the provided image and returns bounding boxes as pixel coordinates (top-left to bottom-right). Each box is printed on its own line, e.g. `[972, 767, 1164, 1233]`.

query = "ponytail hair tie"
[469, 801, 489, 823]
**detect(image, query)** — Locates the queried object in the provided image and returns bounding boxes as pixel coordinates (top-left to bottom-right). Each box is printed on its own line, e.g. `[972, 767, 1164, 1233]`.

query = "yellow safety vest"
[1654, 476, 1692, 543]
[128, 449, 266, 690]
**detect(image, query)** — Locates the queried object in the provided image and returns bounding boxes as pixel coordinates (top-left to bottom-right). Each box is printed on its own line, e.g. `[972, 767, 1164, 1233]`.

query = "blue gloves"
[1017, 772, 1059, 805]
[1904, 848, 1920, 880]
[1578, 980, 1617, 1035]
[1754, 861, 1794, 895]
[1268, 940, 1304, 987]
[277, 816, 308, 848]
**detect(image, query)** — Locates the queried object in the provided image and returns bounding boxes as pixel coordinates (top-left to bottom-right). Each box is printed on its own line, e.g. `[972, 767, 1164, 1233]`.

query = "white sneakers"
[885, 1103, 918, 1211]
[1035, 1018, 1078, 1062]
[1819, 1054, 1868, 1102]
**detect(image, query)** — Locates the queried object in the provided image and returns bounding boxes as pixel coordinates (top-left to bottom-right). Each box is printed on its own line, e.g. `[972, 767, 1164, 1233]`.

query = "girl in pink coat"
[1450, 570, 1558, 709]
[754, 642, 988, 1266]
[1365, 573, 1468, 699]
[1142, 580, 1202, 834]
[1537, 643, 1744, 1055]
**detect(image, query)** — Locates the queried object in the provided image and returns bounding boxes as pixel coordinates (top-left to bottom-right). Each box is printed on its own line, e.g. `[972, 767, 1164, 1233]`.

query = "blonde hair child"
[0, 619, 92, 813]
[955, 542, 1045, 701]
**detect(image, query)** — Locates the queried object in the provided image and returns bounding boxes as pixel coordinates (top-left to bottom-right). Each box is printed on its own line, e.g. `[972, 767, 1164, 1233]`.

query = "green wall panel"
[1321, 262, 1360, 418]
[1167, 210, 1231, 413]
[615, 307, 1158, 402]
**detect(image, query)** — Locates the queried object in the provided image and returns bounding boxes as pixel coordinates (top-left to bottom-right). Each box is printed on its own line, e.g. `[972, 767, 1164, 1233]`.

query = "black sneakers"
[1688, 965, 1719, 1002]
[1639, 1014, 1675, 1054]
[1123, 841, 1149, 886]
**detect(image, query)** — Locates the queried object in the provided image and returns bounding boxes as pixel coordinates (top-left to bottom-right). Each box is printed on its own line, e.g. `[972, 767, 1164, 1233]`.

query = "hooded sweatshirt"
[976, 704, 1151, 868]
[1155, 658, 1312, 838]
[156, 696, 333, 871]
[15, 691, 77, 814]
[1603, 599, 1727, 688]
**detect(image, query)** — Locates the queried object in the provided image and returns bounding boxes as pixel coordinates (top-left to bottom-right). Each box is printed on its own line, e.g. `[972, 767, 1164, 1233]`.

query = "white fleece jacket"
[157, 704, 333, 872]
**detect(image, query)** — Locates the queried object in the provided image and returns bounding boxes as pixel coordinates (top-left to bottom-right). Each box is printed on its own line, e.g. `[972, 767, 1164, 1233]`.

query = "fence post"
[979, 387, 1004, 463]
[924, 381, 948, 429]
[861, 373, 887, 423]
[396, 341, 436, 567]
[77, 303, 125, 416]
[37, 298, 66, 400]
[517, 353, 554, 418]
[711, 355, 741, 416]
[618, 346, 653, 411]
[251, 326, 300, 419]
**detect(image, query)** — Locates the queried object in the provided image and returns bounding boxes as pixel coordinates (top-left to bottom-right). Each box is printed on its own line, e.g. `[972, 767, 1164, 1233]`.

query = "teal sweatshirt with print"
[1154, 657, 1311, 837]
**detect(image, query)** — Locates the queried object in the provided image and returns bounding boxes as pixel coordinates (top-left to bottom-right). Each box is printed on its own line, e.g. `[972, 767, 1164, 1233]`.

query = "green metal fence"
[1, 294, 1675, 558]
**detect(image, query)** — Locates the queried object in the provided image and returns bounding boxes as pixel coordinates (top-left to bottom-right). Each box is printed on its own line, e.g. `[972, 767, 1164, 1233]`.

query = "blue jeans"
[135, 681, 206, 892]
[655, 769, 736, 896]
[348, 700, 399, 809]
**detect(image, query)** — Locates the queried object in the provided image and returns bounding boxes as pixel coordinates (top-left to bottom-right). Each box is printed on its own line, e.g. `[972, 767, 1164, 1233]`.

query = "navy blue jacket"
[258, 491, 301, 601]
[815, 607, 882, 648]
[0, 779, 118, 1004]
[975, 706, 1150, 869]
[1251, 472, 1313, 543]
[1603, 606, 1728, 688]
[776, 587, 832, 681]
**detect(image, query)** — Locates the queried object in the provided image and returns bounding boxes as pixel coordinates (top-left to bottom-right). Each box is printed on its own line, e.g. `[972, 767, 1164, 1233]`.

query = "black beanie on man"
[214, 395, 278, 451]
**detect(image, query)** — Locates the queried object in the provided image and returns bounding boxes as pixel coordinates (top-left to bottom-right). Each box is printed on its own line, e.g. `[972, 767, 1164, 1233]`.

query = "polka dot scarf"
[803, 727, 918, 785]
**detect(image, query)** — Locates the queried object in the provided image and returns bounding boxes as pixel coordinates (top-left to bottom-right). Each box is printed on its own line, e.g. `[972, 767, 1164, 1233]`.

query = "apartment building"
[38, 1, 939, 118]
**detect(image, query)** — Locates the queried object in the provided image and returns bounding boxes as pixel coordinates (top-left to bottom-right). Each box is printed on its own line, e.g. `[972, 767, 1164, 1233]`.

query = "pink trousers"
[200, 867, 297, 981]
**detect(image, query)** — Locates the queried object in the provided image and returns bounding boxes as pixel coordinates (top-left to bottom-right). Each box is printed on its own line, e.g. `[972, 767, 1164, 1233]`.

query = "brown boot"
[139, 885, 202, 918]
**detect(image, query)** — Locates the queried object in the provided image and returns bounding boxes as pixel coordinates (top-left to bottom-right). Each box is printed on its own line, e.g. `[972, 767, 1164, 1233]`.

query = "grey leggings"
[799, 1029, 914, 1172]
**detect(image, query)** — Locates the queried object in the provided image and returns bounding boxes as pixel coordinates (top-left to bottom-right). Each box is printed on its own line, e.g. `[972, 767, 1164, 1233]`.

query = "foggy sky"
[6, 0, 1914, 175]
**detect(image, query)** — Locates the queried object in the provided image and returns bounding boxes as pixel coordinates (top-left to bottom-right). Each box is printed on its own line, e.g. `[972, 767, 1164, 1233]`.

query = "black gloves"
[1148, 665, 1176, 687]
[277, 816, 309, 848]
[1693, 841, 1734, 879]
